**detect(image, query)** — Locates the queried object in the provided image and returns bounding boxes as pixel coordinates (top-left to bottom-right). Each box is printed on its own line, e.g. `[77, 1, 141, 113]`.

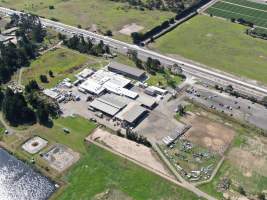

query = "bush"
[48, 5, 55, 10]
[39, 74, 48, 83]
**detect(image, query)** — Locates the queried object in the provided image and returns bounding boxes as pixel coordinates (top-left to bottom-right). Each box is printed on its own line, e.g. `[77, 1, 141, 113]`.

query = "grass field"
[151, 15, 267, 84]
[35, 116, 97, 154]
[2, 115, 97, 155]
[56, 144, 200, 200]
[0, 0, 173, 41]
[22, 48, 107, 88]
[206, 0, 267, 28]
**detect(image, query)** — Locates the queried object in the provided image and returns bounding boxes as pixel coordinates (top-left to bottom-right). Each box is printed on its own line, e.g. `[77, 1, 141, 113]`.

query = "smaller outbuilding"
[116, 102, 147, 127]
[77, 68, 94, 79]
[137, 95, 157, 110]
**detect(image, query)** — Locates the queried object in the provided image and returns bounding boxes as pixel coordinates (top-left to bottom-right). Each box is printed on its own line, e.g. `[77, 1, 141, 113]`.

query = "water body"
[0, 148, 55, 200]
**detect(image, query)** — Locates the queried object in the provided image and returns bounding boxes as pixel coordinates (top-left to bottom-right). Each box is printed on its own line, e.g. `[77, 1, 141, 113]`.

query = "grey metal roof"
[137, 95, 157, 108]
[90, 99, 120, 116]
[99, 94, 127, 109]
[0, 35, 11, 42]
[2, 27, 18, 35]
[122, 104, 147, 123]
[108, 62, 145, 77]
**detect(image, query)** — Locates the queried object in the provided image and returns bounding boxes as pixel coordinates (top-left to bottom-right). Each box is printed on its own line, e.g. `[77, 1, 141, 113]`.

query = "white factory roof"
[79, 79, 105, 95]
[103, 81, 138, 99]
[77, 68, 94, 79]
[148, 86, 168, 95]
[91, 69, 131, 88]
[43, 89, 60, 99]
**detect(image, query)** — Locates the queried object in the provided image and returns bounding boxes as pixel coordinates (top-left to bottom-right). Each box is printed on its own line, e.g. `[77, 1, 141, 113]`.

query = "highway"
[1, 6, 267, 98]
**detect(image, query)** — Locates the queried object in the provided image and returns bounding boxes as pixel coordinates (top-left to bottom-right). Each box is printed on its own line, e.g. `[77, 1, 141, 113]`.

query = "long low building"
[89, 94, 128, 116]
[116, 102, 147, 127]
[108, 62, 146, 80]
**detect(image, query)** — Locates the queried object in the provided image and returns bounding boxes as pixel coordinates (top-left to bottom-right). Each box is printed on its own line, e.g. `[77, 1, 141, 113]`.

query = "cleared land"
[199, 129, 267, 199]
[206, 0, 267, 28]
[22, 48, 107, 88]
[151, 15, 267, 84]
[56, 144, 200, 200]
[0, 0, 173, 40]
[89, 128, 174, 178]
[179, 103, 267, 198]
[182, 113, 236, 154]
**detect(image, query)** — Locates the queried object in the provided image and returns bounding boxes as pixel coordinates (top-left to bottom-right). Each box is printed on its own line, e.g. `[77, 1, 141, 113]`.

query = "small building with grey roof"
[108, 62, 146, 80]
[89, 94, 128, 116]
[116, 102, 148, 127]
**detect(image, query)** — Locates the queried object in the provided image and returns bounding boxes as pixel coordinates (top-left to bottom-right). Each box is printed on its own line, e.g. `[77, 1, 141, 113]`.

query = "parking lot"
[186, 85, 267, 131]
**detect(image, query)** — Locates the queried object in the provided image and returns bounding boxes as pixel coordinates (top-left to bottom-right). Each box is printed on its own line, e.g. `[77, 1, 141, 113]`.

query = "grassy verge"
[147, 70, 184, 88]
[151, 15, 267, 84]
[22, 48, 107, 88]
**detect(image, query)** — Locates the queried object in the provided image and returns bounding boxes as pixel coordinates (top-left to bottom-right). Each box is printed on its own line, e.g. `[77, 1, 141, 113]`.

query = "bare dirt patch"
[43, 144, 80, 172]
[88, 128, 174, 178]
[182, 114, 235, 154]
[119, 23, 144, 35]
[228, 147, 267, 177]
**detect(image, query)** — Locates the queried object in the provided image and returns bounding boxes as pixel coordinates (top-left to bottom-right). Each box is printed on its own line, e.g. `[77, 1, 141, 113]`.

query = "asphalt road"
[0, 7, 267, 99]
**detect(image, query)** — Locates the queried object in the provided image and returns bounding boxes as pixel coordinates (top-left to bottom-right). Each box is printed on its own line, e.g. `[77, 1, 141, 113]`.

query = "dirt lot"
[119, 23, 144, 35]
[228, 147, 267, 178]
[228, 135, 267, 178]
[88, 128, 174, 178]
[43, 144, 80, 172]
[182, 112, 235, 154]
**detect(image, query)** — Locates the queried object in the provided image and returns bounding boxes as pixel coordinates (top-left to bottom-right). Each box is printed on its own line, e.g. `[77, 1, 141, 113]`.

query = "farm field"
[56, 144, 200, 200]
[206, 0, 267, 28]
[150, 15, 267, 84]
[22, 48, 107, 88]
[0, 0, 174, 41]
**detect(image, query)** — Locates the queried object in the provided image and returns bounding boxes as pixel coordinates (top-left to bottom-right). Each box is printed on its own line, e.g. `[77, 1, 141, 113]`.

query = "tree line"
[130, 0, 210, 44]
[109, 0, 195, 13]
[59, 34, 111, 56]
[1, 80, 59, 126]
[0, 13, 46, 83]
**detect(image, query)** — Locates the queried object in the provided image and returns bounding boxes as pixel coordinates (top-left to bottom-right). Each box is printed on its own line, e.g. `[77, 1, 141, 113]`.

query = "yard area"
[35, 116, 97, 154]
[55, 144, 200, 200]
[0, 0, 174, 41]
[22, 48, 107, 88]
[151, 15, 267, 84]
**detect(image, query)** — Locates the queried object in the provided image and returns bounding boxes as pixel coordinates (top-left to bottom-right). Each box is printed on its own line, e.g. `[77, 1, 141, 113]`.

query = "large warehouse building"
[108, 62, 146, 80]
